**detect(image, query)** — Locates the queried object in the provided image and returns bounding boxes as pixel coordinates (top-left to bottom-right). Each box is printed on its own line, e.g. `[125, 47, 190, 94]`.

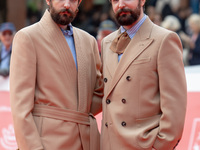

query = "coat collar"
[105, 17, 154, 97]
[39, 10, 89, 111]
[39, 10, 77, 77]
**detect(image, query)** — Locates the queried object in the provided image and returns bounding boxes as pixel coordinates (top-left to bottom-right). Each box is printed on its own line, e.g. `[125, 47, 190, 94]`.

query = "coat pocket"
[135, 114, 161, 149]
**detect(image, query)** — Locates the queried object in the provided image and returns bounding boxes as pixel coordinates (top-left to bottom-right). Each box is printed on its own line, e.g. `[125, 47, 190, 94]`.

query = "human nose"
[118, 0, 125, 9]
[63, 0, 70, 8]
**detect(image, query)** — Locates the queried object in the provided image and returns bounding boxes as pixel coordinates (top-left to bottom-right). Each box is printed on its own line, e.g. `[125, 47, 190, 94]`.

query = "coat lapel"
[40, 11, 92, 112]
[105, 30, 120, 78]
[73, 28, 87, 112]
[106, 18, 154, 97]
[39, 10, 77, 75]
[40, 10, 77, 77]
[106, 48, 119, 78]
[39, 10, 78, 97]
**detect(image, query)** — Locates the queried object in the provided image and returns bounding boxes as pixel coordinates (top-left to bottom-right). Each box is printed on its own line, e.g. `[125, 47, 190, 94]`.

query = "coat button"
[121, 121, 126, 127]
[122, 99, 126, 104]
[126, 76, 131, 81]
[104, 78, 108, 83]
[105, 122, 108, 127]
[106, 99, 111, 104]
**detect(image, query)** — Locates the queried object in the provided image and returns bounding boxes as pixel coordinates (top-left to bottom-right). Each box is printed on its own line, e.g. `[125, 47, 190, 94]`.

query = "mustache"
[116, 8, 132, 15]
[60, 8, 73, 14]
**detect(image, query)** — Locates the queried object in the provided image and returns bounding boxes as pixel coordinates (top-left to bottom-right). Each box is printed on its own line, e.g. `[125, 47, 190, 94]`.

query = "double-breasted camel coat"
[10, 10, 103, 150]
[100, 17, 187, 150]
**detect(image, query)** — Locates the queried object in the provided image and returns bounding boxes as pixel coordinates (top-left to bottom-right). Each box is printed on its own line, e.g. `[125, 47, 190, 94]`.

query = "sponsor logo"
[0, 124, 17, 150]
[0, 106, 11, 112]
[0, 104, 17, 150]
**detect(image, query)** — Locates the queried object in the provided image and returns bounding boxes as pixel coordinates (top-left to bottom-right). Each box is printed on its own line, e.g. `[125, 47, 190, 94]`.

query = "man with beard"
[9, 0, 103, 150]
[100, 0, 187, 150]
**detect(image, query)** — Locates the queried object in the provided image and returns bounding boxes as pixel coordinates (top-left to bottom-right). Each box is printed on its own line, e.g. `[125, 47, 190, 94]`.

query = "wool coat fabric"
[100, 17, 187, 150]
[10, 10, 103, 150]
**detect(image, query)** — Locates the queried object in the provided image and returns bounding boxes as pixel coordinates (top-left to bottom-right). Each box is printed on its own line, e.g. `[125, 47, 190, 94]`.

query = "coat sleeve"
[10, 30, 44, 150]
[90, 37, 104, 116]
[153, 32, 187, 150]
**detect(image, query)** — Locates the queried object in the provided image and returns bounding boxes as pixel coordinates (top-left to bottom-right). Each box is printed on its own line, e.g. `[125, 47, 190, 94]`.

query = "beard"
[115, 1, 141, 26]
[49, 2, 78, 25]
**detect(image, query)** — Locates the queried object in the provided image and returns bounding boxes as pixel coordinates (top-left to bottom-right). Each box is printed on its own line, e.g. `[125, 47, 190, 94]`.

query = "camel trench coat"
[10, 10, 103, 150]
[100, 17, 187, 150]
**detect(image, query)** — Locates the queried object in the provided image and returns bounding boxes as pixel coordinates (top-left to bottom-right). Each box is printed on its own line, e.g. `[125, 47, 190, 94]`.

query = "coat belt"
[32, 104, 100, 150]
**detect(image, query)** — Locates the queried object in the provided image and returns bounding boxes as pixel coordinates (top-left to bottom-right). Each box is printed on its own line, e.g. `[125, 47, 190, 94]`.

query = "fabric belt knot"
[110, 31, 131, 54]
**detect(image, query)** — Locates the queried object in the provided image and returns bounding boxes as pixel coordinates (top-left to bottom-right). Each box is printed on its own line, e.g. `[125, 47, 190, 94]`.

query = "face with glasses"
[0, 30, 14, 50]
[46, 0, 79, 27]
[111, 0, 145, 29]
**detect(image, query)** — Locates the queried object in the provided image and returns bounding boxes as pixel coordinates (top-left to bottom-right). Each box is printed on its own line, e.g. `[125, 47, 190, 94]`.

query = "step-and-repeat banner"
[1, 66, 200, 150]
[0, 77, 18, 150]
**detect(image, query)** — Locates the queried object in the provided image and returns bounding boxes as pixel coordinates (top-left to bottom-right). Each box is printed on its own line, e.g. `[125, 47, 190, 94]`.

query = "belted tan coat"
[10, 10, 103, 150]
[100, 17, 187, 150]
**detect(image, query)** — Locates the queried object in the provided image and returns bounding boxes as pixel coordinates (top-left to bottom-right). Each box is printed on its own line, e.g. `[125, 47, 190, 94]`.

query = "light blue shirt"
[118, 14, 147, 61]
[0, 45, 11, 69]
[61, 24, 77, 69]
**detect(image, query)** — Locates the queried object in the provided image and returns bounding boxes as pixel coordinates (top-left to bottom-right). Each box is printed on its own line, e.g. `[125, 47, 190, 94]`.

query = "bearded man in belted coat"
[10, 0, 103, 149]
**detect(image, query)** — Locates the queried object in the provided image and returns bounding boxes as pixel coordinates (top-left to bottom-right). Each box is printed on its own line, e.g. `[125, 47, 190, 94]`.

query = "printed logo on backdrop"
[0, 77, 17, 149]
[188, 118, 200, 150]
[0, 106, 17, 150]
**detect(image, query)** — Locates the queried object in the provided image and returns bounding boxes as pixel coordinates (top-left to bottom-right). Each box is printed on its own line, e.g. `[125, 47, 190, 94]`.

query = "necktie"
[110, 32, 131, 54]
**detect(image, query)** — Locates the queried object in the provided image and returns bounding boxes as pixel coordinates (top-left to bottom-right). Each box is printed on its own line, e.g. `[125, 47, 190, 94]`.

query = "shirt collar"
[120, 14, 147, 39]
[60, 24, 73, 36]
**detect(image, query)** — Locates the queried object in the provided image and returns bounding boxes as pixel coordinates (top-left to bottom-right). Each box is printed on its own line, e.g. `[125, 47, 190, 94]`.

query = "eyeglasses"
[2, 31, 13, 36]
